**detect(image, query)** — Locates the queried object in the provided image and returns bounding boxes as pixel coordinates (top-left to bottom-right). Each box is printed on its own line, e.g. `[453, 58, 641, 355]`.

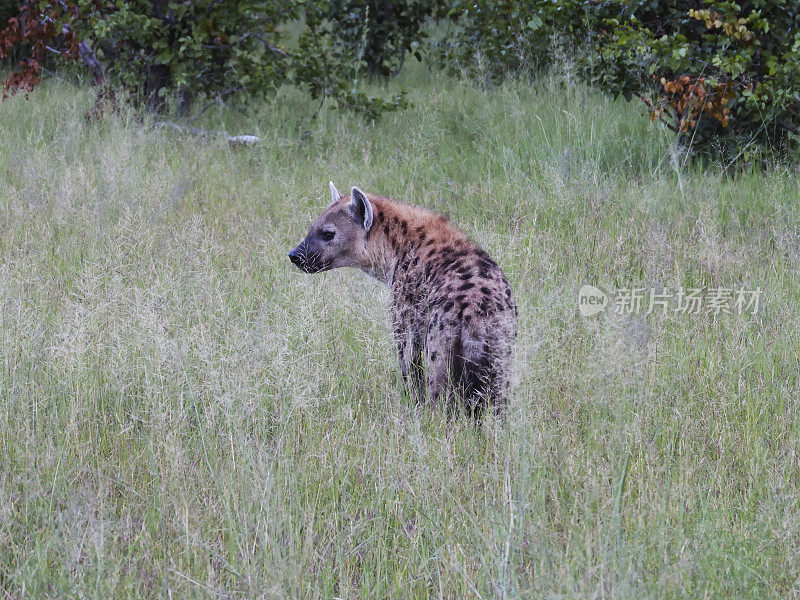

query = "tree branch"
[638, 94, 680, 133]
[254, 33, 288, 57]
[78, 40, 104, 84]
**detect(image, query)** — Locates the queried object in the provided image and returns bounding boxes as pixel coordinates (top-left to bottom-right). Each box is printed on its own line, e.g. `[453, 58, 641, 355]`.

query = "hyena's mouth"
[296, 261, 328, 274]
[288, 245, 328, 274]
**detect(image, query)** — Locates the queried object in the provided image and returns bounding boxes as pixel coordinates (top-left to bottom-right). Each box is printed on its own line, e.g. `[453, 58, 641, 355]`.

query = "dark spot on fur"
[480, 286, 491, 295]
[443, 301, 454, 313]
[431, 351, 438, 361]
[458, 281, 474, 291]
[383, 225, 390, 236]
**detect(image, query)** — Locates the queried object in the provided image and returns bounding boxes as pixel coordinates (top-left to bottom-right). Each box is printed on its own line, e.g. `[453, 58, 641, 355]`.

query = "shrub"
[586, 0, 800, 162]
[327, 0, 435, 78]
[0, 1, 82, 97]
[293, 1, 411, 119]
[435, 0, 597, 85]
[0, 0, 409, 117]
[0, 0, 293, 110]
[442, 0, 800, 161]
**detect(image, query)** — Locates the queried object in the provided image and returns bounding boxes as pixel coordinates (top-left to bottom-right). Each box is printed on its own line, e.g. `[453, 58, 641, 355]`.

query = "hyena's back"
[392, 219, 517, 416]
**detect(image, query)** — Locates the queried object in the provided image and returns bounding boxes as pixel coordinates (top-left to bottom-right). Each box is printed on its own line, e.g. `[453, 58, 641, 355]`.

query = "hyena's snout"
[288, 241, 324, 273]
[288, 244, 305, 268]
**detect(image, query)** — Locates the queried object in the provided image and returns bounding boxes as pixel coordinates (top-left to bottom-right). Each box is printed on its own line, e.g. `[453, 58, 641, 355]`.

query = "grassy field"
[1, 63, 799, 598]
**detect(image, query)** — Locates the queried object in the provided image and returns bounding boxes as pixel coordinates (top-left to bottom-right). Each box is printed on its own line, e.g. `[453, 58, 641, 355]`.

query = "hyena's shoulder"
[389, 215, 515, 319]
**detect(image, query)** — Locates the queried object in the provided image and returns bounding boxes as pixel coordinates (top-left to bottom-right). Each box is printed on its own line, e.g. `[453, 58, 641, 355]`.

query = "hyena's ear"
[349, 186, 373, 231]
[329, 181, 342, 205]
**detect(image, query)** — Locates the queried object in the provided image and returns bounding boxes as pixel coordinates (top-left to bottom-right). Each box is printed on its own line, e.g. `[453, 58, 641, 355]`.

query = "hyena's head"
[288, 182, 374, 274]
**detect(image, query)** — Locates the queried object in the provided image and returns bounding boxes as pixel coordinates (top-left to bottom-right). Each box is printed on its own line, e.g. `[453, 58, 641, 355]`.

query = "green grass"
[1, 63, 799, 598]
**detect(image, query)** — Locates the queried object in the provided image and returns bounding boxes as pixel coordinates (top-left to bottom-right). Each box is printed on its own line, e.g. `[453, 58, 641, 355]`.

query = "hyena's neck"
[360, 197, 452, 285]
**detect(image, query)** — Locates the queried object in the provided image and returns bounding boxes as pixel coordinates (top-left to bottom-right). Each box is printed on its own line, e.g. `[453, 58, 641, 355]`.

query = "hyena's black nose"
[288, 247, 303, 266]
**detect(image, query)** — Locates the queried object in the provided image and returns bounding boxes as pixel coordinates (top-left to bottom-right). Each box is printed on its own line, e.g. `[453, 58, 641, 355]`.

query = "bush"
[293, 1, 412, 119]
[0, 0, 412, 117]
[442, 0, 800, 162]
[586, 0, 800, 162]
[88, 0, 294, 111]
[436, 0, 598, 85]
[327, 0, 435, 78]
[0, 1, 294, 109]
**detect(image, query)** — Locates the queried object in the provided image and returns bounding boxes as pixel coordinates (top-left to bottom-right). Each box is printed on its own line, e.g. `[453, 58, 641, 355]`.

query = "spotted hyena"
[289, 183, 517, 417]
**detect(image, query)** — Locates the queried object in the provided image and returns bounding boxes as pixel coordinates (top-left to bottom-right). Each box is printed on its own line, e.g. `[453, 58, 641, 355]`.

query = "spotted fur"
[289, 184, 517, 417]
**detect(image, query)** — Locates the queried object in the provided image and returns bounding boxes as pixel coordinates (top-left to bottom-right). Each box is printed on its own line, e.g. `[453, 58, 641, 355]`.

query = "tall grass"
[1, 63, 799, 598]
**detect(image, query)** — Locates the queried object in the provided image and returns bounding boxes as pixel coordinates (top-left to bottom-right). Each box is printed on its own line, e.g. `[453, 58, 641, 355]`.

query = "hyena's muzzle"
[288, 241, 327, 274]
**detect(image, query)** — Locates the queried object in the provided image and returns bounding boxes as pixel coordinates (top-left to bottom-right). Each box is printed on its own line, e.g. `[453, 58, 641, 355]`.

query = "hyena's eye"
[320, 230, 335, 241]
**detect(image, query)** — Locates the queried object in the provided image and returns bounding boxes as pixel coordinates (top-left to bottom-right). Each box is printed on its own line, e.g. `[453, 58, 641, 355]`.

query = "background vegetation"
[438, 0, 800, 162]
[2, 1, 798, 160]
